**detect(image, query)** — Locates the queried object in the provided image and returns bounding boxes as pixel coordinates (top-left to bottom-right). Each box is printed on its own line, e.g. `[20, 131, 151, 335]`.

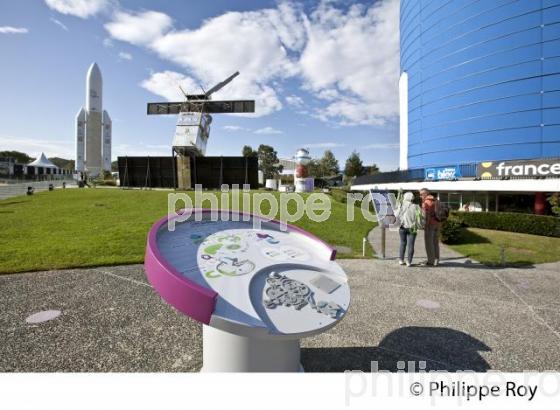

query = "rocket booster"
[75, 107, 86, 172]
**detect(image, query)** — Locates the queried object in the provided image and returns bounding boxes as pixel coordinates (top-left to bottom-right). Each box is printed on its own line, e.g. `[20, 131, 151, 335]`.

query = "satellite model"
[147, 71, 255, 156]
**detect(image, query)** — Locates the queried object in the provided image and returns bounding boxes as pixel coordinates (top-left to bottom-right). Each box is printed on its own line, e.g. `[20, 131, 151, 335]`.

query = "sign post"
[369, 190, 397, 260]
[380, 225, 386, 259]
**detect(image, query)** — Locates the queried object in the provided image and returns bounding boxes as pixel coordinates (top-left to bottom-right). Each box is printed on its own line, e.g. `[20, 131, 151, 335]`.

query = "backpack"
[411, 206, 425, 233]
[434, 200, 449, 222]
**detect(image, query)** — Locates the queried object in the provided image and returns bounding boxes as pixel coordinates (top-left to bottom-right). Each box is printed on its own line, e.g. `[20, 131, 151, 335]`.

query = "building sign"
[477, 158, 560, 179]
[425, 166, 461, 181]
[369, 190, 397, 228]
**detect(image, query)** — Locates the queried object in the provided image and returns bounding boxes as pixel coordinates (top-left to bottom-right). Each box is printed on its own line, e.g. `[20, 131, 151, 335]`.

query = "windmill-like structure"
[147, 72, 255, 188]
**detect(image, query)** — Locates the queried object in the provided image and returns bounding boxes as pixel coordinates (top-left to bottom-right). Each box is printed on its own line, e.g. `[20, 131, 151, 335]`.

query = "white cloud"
[105, 0, 400, 125]
[112, 143, 170, 158]
[0, 135, 183, 161]
[300, 0, 399, 125]
[223, 125, 249, 131]
[118, 51, 132, 60]
[254, 127, 282, 135]
[361, 142, 399, 149]
[105, 4, 307, 117]
[316, 88, 340, 100]
[105, 10, 172, 46]
[50, 17, 68, 31]
[304, 142, 345, 148]
[102, 37, 113, 47]
[45, 0, 110, 18]
[285, 94, 304, 108]
[0, 136, 73, 158]
[0, 26, 28, 34]
[140, 71, 200, 101]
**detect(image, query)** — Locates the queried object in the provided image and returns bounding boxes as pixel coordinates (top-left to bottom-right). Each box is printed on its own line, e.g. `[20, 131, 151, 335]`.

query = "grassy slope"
[449, 227, 560, 266]
[0, 189, 375, 274]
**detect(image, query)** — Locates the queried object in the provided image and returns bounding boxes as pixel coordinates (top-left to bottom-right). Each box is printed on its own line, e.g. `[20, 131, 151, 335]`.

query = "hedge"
[440, 218, 462, 244]
[330, 188, 349, 204]
[451, 211, 560, 238]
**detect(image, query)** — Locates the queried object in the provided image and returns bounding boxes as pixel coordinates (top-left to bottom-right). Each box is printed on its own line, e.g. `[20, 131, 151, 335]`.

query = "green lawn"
[449, 227, 560, 266]
[0, 188, 375, 274]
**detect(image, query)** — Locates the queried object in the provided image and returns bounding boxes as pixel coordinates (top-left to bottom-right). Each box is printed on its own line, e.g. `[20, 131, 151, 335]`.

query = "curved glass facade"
[401, 0, 560, 169]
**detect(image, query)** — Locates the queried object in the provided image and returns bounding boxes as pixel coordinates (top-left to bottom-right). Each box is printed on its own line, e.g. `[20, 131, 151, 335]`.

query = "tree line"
[0, 150, 75, 170]
[241, 145, 379, 180]
[2, 147, 379, 181]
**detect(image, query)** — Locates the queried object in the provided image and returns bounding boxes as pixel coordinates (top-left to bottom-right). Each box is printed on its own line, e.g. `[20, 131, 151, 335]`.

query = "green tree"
[344, 151, 365, 178]
[364, 164, 380, 175]
[50, 157, 75, 170]
[242, 145, 257, 157]
[306, 159, 321, 177]
[548, 193, 560, 216]
[318, 150, 339, 177]
[0, 150, 32, 164]
[257, 144, 283, 179]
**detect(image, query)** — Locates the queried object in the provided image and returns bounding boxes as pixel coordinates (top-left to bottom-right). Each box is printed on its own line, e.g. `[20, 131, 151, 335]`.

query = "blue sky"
[0, 0, 400, 170]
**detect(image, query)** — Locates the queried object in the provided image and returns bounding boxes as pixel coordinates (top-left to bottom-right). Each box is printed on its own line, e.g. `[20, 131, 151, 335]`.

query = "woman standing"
[394, 192, 423, 267]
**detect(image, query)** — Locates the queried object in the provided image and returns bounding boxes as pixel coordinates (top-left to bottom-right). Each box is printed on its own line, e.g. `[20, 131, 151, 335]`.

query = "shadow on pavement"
[442, 261, 536, 269]
[302, 326, 491, 372]
[380, 256, 466, 261]
[382, 258, 492, 270]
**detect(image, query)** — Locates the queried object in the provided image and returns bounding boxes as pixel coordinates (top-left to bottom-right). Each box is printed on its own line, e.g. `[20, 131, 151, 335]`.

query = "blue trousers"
[399, 227, 417, 264]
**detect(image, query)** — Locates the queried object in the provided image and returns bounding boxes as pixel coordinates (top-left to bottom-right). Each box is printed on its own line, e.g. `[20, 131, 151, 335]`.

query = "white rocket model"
[75, 62, 111, 177]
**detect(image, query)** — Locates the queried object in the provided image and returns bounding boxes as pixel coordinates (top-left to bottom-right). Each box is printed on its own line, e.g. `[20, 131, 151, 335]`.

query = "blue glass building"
[400, 0, 560, 169]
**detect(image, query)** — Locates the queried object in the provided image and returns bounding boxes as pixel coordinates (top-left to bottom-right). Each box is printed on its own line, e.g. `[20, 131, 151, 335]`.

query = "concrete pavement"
[368, 225, 471, 265]
[1, 256, 559, 372]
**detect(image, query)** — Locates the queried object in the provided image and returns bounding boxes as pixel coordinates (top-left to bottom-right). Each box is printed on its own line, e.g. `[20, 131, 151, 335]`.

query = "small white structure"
[75, 62, 112, 177]
[295, 178, 314, 192]
[265, 179, 278, 190]
[26, 152, 60, 178]
[28, 152, 57, 169]
[294, 148, 314, 193]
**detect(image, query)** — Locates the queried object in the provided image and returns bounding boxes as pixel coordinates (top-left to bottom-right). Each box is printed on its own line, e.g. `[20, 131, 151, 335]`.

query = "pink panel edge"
[144, 208, 337, 325]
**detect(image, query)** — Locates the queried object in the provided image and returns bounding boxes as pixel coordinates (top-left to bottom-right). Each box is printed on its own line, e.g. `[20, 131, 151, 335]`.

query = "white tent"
[27, 152, 57, 168]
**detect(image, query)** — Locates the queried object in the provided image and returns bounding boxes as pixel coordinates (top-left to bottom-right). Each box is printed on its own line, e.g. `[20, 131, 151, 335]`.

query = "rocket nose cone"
[86, 62, 103, 112]
[87, 62, 102, 81]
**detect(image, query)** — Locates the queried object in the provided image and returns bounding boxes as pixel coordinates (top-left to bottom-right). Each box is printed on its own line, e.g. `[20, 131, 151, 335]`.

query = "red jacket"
[422, 195, 439, 226]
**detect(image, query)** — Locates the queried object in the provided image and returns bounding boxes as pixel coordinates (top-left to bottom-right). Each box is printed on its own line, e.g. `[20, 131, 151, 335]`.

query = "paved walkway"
[0, 180, 75, 200]
[1, 256, 559, 372]
[368, 225, 471, 265]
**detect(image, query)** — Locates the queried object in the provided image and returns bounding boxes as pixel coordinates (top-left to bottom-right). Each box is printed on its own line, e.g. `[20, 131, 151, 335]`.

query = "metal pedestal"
[201, 325, 302, 372]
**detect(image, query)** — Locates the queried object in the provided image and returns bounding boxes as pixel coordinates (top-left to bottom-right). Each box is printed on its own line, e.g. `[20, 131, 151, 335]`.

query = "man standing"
[419, 188, 440, 266]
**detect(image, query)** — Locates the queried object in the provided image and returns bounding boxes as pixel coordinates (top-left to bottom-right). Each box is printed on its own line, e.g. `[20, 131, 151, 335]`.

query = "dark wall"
[118, 157, 176, 188]
[190, 156, 258, 189]
[118, 156, 258, 189]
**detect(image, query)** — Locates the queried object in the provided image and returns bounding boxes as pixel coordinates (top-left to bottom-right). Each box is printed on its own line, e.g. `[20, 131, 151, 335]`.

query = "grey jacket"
[395, 199, 422, 230]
